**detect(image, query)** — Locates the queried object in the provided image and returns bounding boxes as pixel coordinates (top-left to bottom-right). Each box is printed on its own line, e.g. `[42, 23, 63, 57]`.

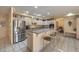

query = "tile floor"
[42, 34, 79, 52]
[0, 38, 29, 52]
[0, 34, 79, 52]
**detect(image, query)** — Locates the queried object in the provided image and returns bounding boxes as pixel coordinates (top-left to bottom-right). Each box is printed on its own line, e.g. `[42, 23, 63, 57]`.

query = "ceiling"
[0, 6, 79, 17]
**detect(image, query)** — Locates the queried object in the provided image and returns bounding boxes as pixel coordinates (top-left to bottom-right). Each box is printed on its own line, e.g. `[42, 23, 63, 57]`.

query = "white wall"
[64, 16, 76, 33]
[0, 14, 8, 39]
[76, 18, 79, 39]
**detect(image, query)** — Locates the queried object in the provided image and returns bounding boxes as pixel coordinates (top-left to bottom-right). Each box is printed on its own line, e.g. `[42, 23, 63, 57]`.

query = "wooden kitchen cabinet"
[27, 32, 33, 51]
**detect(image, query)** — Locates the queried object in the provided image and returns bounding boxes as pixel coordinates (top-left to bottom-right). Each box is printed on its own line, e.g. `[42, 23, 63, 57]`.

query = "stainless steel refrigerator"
[13, 19, 26, 43]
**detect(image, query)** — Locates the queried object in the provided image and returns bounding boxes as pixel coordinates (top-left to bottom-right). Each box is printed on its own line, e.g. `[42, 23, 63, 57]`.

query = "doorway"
[56, 18, 64, 33]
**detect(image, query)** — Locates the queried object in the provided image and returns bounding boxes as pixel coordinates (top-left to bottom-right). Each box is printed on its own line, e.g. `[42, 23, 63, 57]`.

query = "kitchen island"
[27, 28, 55, 52]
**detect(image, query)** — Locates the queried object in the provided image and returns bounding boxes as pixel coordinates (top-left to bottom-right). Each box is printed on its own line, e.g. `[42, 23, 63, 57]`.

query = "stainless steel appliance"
[13, 19, 26, 43]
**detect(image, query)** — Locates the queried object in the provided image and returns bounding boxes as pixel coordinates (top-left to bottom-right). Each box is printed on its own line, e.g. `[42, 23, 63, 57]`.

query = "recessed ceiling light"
[66, 13, 75, 16]
[25, 11, 29, 14]
[47, 12, 50, 15]
[34, 6, 38, 9]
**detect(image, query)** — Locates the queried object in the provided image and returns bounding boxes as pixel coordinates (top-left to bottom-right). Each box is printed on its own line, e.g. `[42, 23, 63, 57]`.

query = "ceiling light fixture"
[25, 11, 29, 14]
[47, 12, 50, 15]
[66, 13, 75, 16]
[34, 6, 38, 9]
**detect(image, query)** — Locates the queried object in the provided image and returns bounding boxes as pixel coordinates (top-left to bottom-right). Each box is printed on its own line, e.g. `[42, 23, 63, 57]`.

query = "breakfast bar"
[27, 28, 55, 52]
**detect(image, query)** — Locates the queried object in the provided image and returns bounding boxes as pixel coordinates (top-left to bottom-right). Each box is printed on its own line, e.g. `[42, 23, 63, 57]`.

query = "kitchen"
[12, 7, 56, 52]
[0, 6, 79, 52]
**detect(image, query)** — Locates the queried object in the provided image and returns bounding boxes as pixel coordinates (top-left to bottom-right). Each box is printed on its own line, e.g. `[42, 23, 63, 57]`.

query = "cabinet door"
[33, 33, 44, 52]
[27, 33, 33, 51]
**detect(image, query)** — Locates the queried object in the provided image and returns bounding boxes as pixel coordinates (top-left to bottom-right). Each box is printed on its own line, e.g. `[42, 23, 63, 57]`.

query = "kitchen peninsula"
[27, 28, 55, 52]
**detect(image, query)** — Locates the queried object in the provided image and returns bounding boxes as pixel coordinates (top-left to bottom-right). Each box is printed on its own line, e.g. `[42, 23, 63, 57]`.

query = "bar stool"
[43, 36, 51, 48]
[50, 32, 56, 40]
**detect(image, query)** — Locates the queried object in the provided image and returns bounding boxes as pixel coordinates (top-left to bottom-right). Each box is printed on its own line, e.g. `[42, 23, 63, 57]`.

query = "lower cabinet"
[27, 32, 44, 52]
[27, 29, 52, 52]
